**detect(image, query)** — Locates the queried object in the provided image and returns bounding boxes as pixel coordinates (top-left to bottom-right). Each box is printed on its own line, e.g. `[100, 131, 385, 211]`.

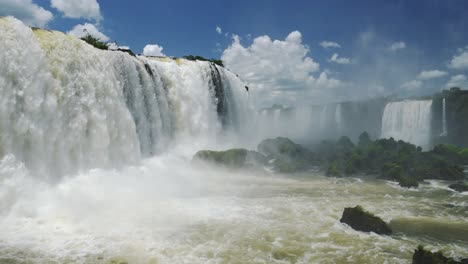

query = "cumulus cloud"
[107, 42, 130, 50]
[216, 26, 222, 34]
[51, 0, 102, 21]
[448, 49, 468, 69]
[417, 70, 448, 80]
[68, 23, 109, 41]
[222, 31, 342, 107]
[0, 0, 53, 27]
[329, 53, 350, 64]
[320, 41, 341, 49]
[143, 44, 165, 57]
[445, 74, 467, 88]
[400, 80, 422, 91]
[389, 41, 406, 51]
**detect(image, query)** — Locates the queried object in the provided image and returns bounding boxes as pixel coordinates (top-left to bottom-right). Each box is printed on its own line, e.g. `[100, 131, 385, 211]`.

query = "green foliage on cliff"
[258, 137, 315, 172]
[81, 34, 108, 50]
[183, 55, 224, 67]
[317, 132, 466, 187]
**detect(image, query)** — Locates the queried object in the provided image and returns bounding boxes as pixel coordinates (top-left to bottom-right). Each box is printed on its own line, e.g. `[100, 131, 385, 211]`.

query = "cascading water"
[0, 17, 250, 177]
[380, 100, 433, 149]
[441, 97, 448, 136]
[334, 103, 342, 131]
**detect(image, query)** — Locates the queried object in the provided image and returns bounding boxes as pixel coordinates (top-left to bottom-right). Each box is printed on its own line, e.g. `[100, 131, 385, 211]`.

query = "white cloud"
[449, 49, 468, 69]
[0, 0, 53, 27]
[389, 41, 406, 51]
[445, 74, 467, 88]
[319, 41, 341, 49]
[107, 42, 129, 50]
[51, 0, 102, 21]
[216, 26, 222, 34]
[143, 44, 165, 57]
[329, 53, 350, 64]
[68, 23, 109, 41]
[401, 80, 422, 91]
[222, 31, 342, 107]
[417, 70, 448, 80]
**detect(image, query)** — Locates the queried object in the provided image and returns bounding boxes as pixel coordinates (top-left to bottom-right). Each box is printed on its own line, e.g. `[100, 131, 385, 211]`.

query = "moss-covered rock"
[448, 182, 468, 192]
[381, 163, 419, 188]
[412, 245, 468, 264]
[258, 137, 316, 173]
[193, 148, 266, 169]
[340, 205, 392, 235]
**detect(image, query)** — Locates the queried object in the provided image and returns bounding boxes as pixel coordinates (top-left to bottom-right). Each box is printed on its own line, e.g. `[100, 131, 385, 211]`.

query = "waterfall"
[335, 103, 342, 131]
[0, 17, 250, 178]
[380, 100, 433, 149]
[441, 97, 448, 136]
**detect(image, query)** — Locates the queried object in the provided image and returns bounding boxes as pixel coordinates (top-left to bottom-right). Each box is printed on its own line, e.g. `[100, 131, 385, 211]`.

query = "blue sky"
[1, 0, 468, 107]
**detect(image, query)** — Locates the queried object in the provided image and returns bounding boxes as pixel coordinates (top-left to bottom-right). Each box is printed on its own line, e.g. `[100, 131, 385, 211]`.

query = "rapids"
[1, 155, 467, 263]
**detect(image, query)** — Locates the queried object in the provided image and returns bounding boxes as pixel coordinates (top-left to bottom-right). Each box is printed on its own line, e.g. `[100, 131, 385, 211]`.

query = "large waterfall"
[0, 17, 250, 178]
[380, 100, 433, 149]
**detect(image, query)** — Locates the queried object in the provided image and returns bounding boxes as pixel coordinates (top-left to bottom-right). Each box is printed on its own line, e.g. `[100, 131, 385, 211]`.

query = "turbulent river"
[1, 153, 467, 263]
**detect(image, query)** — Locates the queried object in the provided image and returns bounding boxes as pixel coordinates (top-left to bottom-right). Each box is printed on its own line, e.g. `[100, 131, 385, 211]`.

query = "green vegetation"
[317, 132, 466, 187]
[183, 55, 224, 67]
[257, 137, 315, 173]
[80, 34, 108, 50]
[193, 133, 467, 188]
[193, 148, 267, 169]
[194, 149, 248, 168]
[340, 205, 392, 235]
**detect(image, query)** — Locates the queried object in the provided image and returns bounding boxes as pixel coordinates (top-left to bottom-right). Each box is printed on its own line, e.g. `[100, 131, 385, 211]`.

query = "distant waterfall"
[380, 100, 433, 149]
[335, 103, 342, 131]
[0, 17, 250, 177]
[441, 97, 448, 136]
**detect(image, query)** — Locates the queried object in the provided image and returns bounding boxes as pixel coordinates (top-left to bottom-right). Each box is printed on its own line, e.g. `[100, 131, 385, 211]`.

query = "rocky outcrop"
[193, 148, 267, 169]
[340, 205, 392, 235]
[412, 245, 468, 264]
[449, 182, 468, 192]
[257, 137, 316, 173]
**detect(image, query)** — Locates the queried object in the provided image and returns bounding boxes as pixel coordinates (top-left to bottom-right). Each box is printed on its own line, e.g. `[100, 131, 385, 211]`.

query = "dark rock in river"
[448, 181, 468, 192]
[340, 205, 392, 235]
[412, 245, 468, 264]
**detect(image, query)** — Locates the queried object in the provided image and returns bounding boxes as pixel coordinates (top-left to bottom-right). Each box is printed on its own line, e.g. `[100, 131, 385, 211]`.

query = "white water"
[441, 98, 448, 136]
[255, 103, 343, 144]
[334, 103, 342, 132]
[0, 17, 251, 177]
[381, 100, 433, 149]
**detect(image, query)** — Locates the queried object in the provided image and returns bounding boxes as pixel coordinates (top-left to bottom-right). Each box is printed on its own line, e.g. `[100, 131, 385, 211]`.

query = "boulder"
[412, 245, 468, 264]
[340, 205, 392, 235]
[448, 182, 468, 192]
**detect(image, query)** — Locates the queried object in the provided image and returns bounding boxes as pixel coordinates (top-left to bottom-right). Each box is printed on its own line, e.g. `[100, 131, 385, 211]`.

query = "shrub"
[81, 34, 108, 50]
